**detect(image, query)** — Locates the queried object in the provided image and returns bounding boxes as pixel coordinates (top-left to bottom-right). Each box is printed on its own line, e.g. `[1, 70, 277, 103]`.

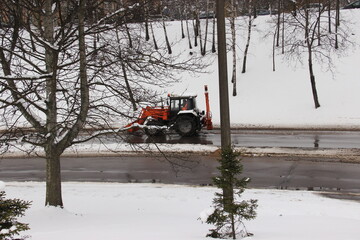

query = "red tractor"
[124, 85, 213, 136]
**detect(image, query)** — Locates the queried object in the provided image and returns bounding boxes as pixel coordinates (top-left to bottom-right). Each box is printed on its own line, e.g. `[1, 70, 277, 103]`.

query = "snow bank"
[0, 181, 5, 191]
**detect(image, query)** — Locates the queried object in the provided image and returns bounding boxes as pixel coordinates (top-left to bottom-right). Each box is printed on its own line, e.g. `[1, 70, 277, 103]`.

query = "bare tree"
[327, 0, 332, 33]
[282, 0, 352, 109]
[179, 5, 186, 39]
[276, 0, 282, 47]
[186, 14, 193, 49]
[0, 0, 202, 207]
[150, 21, 159, 50]
[272, 28, 277, 71]
[161, 4, 172, 54]
[229, 0, 237, 96]
[211, 4, 216, 53]
[335, 0, 340, 49]
[144, 0, 150, 41]
[242, 0, 255, 74]
[201, 0, 211, 56]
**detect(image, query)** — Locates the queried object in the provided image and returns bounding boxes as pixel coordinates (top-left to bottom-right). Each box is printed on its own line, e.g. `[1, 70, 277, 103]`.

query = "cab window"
[180, 99, 189, 110]
[171, 99, 180, 111]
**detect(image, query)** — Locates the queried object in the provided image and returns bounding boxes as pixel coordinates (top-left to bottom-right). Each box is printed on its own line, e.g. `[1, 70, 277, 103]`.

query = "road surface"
[123, 130, 360, 149]
[2, 154, 360, 198]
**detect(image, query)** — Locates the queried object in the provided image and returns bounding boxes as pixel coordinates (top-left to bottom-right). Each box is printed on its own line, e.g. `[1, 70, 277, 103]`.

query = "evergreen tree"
[0, 191, 31, 240]
[205, 147, 257, 239]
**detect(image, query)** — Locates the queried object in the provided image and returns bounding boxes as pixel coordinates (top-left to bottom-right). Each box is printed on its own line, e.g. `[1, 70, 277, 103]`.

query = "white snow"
[0, 181, 5, 191]
[2, 182, 360, 240]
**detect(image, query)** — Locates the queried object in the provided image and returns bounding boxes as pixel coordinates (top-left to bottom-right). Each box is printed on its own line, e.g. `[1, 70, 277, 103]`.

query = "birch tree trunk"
[180, 6, 185, 39]
[328, 1, 332, 33]
[242, 13, 252, 73]
[144, 1, 150, 41]
[281, 6, 285, 54]
[276, 0, 281, 47]
[212, 4, 216, 53]
[162, 8, 172, 54]
[150, 21, 159, 50]
[230, 0, 237, 96]
[272, 29, 277, 71]
[318, 2, 321, 46]
[201, 0, 210, 56]
[335, 0, 340, 49]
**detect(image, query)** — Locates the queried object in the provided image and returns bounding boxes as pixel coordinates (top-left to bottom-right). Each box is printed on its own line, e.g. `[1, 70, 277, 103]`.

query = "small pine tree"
[0, 191, 31, 240]
[205, 147, 257, 239]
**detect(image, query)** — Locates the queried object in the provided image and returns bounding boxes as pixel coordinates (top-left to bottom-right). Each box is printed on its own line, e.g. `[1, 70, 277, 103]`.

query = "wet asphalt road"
[123, 129, 360, 149]
[2, 130, 360, 201]
[1, 154, 360, 200]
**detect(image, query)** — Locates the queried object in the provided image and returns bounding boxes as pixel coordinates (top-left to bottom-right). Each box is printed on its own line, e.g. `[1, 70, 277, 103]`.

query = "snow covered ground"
[2, 181, 360, 240]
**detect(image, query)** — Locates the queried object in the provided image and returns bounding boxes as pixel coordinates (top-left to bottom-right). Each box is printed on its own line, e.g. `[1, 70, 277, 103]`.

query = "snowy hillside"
[159, 9, 360, 129]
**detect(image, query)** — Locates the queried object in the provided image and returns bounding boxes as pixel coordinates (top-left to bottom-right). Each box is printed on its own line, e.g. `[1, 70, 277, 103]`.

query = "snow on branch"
[0, 74, 53, 81]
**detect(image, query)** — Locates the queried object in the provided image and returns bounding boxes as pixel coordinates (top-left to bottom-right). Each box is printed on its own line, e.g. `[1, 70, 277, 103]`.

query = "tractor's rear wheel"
[175, 115, 197, 137]
[144, 120, 164, 136]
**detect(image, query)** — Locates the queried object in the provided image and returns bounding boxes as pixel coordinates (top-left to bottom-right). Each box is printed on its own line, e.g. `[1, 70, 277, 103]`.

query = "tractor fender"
[177, 109, 199, 117]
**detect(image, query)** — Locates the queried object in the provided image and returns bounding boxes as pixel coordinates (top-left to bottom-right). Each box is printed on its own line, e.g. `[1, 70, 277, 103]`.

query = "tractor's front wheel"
[175, 115, 197, 137]
[144, 120, 164, 136]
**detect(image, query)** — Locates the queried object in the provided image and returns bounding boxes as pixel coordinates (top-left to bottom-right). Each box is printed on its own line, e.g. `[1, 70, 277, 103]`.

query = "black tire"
[144, 120, 164, 136]
[175, 115, 197, 137]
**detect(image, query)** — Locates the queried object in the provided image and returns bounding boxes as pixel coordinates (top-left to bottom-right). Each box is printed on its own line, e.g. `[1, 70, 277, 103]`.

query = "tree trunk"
[281, 7, 285, 54]
[180, 6, 185, 39]
[120, 50, 137, 111]
[185, 8, 192, 49]
[230, 213, 236, 239]
[328, 1, 332, 33]
[145, 8, 150, 41]
[198, 16, 203, 55]
[124, 20, 133, 48]
[317, 2, 321, 46]
[145, 20, 150, 41]
[272, 29, 276, 71]
[212, 4, 216, 53]
[335, 0, 340, 49]
[181, 19, 185, 39]
[230, 13, 237, 96]
[162, 17, 172, 54]
[193, 19, 198, 47]
[44, 0, 62, 207]
[308, 59, 321, 108]
[201, 0, 210, 56]
[242, 13, 252, 73]
[305, 0, 320, 109]
[150, 22, 158, 50]
[45, 150, 63, 207]
[276, 0, 281, 47]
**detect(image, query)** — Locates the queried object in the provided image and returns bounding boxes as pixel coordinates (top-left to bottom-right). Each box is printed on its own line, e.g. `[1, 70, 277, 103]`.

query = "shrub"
[205, 147, 257, 239]
[0, 191, 31, 240]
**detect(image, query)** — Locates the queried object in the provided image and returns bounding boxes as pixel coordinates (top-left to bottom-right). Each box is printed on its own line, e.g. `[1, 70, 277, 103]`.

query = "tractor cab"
[168, 94, 198, 120]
